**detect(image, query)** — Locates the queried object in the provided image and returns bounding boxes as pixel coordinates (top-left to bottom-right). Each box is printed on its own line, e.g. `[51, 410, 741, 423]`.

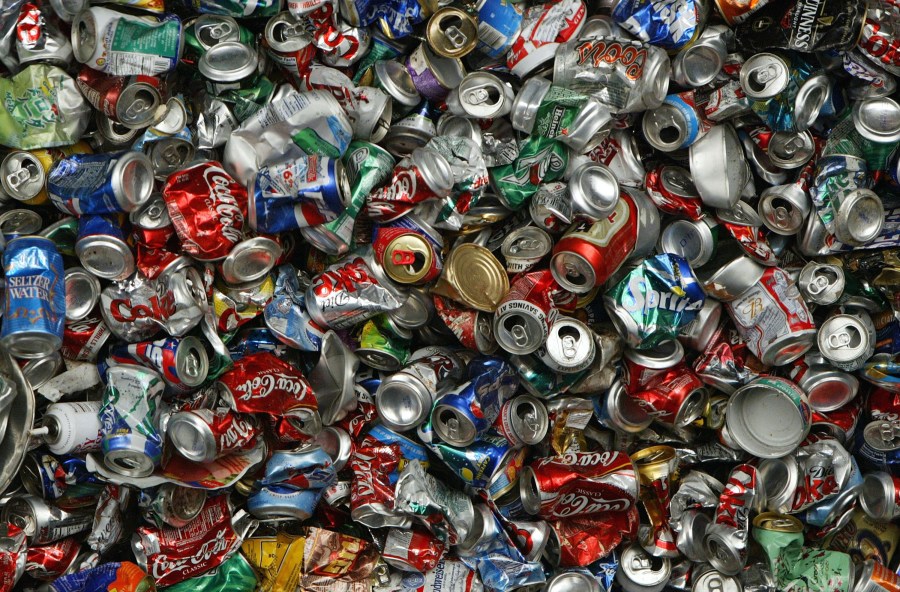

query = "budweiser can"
[495, 395, 549, 447]
[817, 311, 876, 372]
[550, 188, 659, 294]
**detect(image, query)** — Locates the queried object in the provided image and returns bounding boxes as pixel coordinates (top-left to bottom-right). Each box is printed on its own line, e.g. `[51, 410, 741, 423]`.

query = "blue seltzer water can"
[1, 236, 66, 359]
[100, 365, 165, 478]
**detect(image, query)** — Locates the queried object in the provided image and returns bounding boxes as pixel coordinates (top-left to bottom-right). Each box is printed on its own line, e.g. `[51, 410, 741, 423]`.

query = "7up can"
[490, 136, 568, 210]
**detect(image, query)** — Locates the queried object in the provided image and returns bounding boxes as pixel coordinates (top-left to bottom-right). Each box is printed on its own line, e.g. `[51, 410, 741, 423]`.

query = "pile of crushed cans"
[3, 0, 900, 590]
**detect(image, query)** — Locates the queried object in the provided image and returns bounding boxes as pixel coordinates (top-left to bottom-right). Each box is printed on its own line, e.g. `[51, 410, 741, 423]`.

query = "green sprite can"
[355, 315, 412, 371]
[165, 552, 258, 592]
[183, 15, 254, 61]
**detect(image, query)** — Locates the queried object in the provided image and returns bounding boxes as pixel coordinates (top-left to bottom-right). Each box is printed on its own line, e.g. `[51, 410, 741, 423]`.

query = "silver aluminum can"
[757, 183, 810, 235]
[798, 262, 845, 306]
[679, 298, 722, 352]
[553, 37, 670, 113]
[193, 15, 242, 52]
[793, 73, 832, 132]
[795, 355, 858, 413]
[537, 317, 596, 374]
[448, 72, 514, 120]
[0, 151, 45, 202]
[768, 131, 815, 169]
[567, 162, 619, 218]
[676, 509, 712, 562]
[220, 236, 283, 286]
[724, 377, 811, 458]
[147, 483, 207, 528]
[596, 380, 652, 433]
[739, 52, 791, 101]
[691, 569, 742, 592]
[546, 572, 601, 592]
[529, 182, 573, 232]
[852, 96, 900, 144]
[831, 188, 884, 247]
[689, 123, 749, 210]
[658, 217, 718, 269]
[757, 456, 799, 513]
[313, 426, 353, 472]
[2, 494, 92, 545]
[64, 267, 101, 322]
[859, 471, 900, 521]
[671, 24, 730, 88]
[615, 542, 671, 592]
[455, 503, 501, 555]
[501, 226, 552, 273]
[817, 311, 876, 372]
[146, 137, 196, 180]
[198, 41, 260, 93]
[497, 395, 549, 447]
[21, 352, 63, 390]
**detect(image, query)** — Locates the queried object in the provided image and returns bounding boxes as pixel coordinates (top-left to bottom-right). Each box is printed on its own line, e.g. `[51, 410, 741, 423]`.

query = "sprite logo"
[620, 273, 703, 315]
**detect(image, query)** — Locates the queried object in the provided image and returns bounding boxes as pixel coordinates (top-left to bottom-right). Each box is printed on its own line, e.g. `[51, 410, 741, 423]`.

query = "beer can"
[426, 7, 478, 59]
[615, 542, 671, 592]
[725, 377, 811, 458]
[550, 189, 659, 294]
[501, 226, 552, 273]
[2, 495, 92, 545]
[817, 311, 876, 372]
[2, 237, 66, 359]
[75, 215, 135, 281]
[859, 472, 900, 522]
[798, 262, 845, 305]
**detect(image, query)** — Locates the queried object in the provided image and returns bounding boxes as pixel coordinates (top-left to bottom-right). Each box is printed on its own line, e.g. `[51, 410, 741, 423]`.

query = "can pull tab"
[125, 97, 151, 119]
[780, 135, 805, 155]
[6, 165, 35, 191]
[391, 249, 419, 267]
[510, 322, 529, 347]
[807, 275, 830, 295]
[207, 21, 234, 40]
[161, 143, 191, 166]
[464, 86, 500, 107]
[826, 327, 859, 350]
[442, 24, 469, 50]
[561, 334, 579, 360]
[510, 238, 541, 255]
[880, 421, 900, 446]
[750, 64, 780, 88]
[444, 415, 460, 438]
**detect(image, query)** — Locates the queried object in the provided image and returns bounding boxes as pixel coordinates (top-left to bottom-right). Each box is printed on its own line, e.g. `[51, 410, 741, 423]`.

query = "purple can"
[405, 43, 465, 102]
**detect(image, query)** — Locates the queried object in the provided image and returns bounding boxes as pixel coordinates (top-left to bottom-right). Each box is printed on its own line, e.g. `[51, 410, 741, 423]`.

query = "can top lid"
[64, 266, 101, 321]
[767, 131, 815, 169]
[375, 372, 431, 431]
[313, 426, 353, 472]
[457, 72, 511, 119]
[71, 9, 97, 64]
[853, 96, 900, 143]
[164, 483, 208, 523]
[739, 52, 790, 101]
[642, 102, 689, 153]
[221, 237, 283, 286]
[618, 542, 672, 586]
[624, 339, 684, 370]
[1, 152, 45, 201]
[793, 73, 832, 132]
[511, 77, 551, 134]
[198, 41, 259, 83]
[195, 14, 241, 50]
[383, 233, 435, 284]
[129, 194, 171, 230]
[757, 457, 799, 512]
[802, 368, 858, 413]
[168, 411, 217, 463]
[725, 378, 810, 458]
[432, 402, 478, 446]
[419, 43, 465, 89]
[104, 449, 156, 478]
[817, 314, 873, 363]
[22, 352, 62, 391]
[715, 199, 762, 227]
[752, 512, 803, 533]
[691, 570, 741, 592]
[501, 226, 552, 260]
[175, 336, 210, 388]
[0, 209, 42, 236]
[569, 162, 620, 218]
[675, 41, 725, 88]
[117, 83, 162, 129]
[427, 7, 478, 59]
[75, 235, 135, 281]
[265, 12, 312, 52]
[659, 218, 715, 269]
[374, 60, 421, 107]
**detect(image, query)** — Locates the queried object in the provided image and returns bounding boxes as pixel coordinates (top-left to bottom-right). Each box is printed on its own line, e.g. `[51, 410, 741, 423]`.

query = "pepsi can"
[47, 151, 155, 216]
[1, 236, 66, 359]
[247, 485, 323, 521]
[74, 214, 135, 281]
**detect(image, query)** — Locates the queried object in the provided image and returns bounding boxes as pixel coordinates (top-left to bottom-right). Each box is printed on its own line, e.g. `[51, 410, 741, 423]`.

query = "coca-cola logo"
[551, 493, 632, 517]
[574, 40, 647, 80]
[219, 416, 256, 450]
[372, 168, 417, 206]
[151, 529, 232, 580]
[67, 317, 101, 333]
[860, 19, 900, 69]
[558, 451, 619, 468]
[109, 292, 175, 323]
[202, 167, 244, 245]
[233, 371, 308, 401]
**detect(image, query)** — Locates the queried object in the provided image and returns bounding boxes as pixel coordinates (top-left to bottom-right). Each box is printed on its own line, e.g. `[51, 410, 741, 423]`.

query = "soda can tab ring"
[1, 0, 900, 590]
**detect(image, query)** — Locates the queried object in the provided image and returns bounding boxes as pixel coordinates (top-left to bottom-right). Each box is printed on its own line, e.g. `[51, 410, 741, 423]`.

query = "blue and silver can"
[367, 423, 430, 484]
[475, 0, 524, 59]
[246, 485, 323, 521]
[99, 365, 165, 478]
[258, 445, 337, 490]
[1, 236, 66, 359]
[47, 151, 155, 216]
[431, 356, 519, 447]
[75, 215, 135, 281]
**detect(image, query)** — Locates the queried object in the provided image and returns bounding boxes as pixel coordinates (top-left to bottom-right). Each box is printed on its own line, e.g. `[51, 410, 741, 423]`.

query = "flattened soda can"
[2, 237, 66, 359]
[100, 365, 165, 478]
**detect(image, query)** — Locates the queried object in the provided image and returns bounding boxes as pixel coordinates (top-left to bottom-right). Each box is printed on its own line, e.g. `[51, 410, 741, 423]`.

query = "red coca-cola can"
[25, 537, 81, 581]
[167, 408, 258, 463]
[518, 450, 639, 519]
[550, 188, 659, 294]
[545, 509, 639, 567]
[381, 525, 445, 572]
[60, 316, 111, 362]
[622, 340, 685, 392]
[869, 388, 900, 421]
[216, 352, 321, 436]
[75, 66, 164, 129]
[433, 294, 497, 354]
[163, 161, 248, 261]
[629, 366, 710, 427]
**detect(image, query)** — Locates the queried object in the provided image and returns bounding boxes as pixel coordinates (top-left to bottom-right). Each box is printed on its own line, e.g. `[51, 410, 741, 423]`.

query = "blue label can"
[1, 236, 65, 358]
[476, 0, 524, 59]
[48, 151, 154, 216]
[247, 485, 323, 521]
[75, 214, 135, 281]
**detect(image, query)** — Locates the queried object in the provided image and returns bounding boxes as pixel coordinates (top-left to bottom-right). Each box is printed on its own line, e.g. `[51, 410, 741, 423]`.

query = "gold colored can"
[426, 7, 478, 59]
[431, 243, 509, 312]
[381, 232, 438, 284]
[631, 445, 677, 483]
[752, 512, 804, 533]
